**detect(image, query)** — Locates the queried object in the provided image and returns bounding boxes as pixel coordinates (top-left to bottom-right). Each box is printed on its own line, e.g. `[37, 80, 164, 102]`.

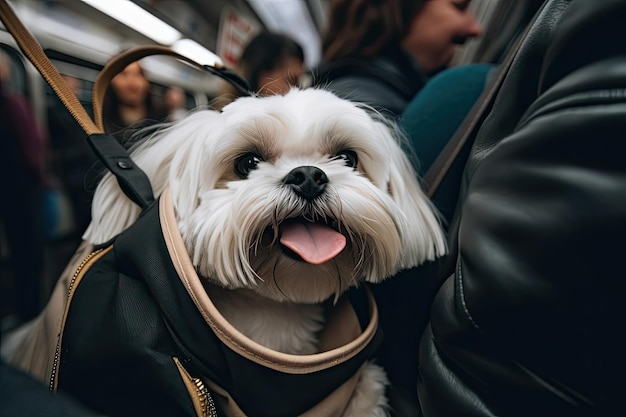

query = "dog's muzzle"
[279, 166, 346, 264]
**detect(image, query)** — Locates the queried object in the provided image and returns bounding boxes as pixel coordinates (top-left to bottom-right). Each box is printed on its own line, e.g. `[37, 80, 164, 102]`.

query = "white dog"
[82, 88, 446, 416]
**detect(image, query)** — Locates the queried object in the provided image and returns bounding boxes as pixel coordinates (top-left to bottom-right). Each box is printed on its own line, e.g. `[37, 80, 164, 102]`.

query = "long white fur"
[83, 88, 446, 417]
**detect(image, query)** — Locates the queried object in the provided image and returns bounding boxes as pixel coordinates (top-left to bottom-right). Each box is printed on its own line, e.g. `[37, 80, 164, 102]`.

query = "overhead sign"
[217, 7, 260, 68]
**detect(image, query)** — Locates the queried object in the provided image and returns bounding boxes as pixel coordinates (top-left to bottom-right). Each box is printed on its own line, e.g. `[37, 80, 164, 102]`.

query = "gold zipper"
[174, 357, 218, 417]
[193, 377, 218, 417]
[48, 247, 110, 391]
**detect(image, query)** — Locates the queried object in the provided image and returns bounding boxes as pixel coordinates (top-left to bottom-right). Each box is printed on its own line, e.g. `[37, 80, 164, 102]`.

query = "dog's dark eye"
[334, 150, 358, 168]
[235, 153, 262, 178]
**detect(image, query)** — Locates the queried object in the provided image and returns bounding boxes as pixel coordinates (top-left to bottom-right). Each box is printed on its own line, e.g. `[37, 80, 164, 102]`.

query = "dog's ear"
[166, 110, 225, 222]
[167, 135, 205, 221]
[380, 123, 447, 269]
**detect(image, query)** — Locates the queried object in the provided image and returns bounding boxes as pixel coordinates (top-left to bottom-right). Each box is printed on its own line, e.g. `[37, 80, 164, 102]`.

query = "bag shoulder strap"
[0, 0, 250, 210]
[0, 0, 99, 136]
[91, 45, 250, 130]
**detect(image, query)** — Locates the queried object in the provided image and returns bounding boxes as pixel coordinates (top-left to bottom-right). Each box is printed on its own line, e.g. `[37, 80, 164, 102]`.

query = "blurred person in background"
[102, 60, 167, 141]
[312, 0, 483, 119]
[0, 49, 47, 326]
[164, 85, 188, 122]
[214, 31, 305, 108]
[47, 74, 97, 238]
[240, 31, 305, 96]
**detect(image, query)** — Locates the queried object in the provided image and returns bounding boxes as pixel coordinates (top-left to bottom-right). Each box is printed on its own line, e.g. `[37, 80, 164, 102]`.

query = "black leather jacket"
[311, 47, 429, 119]
[418, 0, 626, 415]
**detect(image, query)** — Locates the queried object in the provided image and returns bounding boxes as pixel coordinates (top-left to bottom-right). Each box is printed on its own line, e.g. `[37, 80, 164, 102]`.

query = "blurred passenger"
[0, 50, 47, 324]
[312, 0, 483, 118]
[102, 61, 167, 141]
[214, 31, 305, 108]
[240, 32, 305, 96]
[47, 74, 97, 236]
[164, 85, 187, 122]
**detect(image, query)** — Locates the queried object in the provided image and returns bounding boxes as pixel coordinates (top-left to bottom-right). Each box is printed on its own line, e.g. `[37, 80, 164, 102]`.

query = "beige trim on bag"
[50, 245, 112, 390]
[159, 187, 379, 375]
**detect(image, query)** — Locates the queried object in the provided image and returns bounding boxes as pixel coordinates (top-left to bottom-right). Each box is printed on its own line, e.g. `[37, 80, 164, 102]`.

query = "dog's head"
[85, 88, 446, 303]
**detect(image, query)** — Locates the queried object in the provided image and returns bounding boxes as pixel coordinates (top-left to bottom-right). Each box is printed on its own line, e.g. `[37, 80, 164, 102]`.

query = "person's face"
[401, 0, 482, 74]
[165, 87, 185, 111]
[110, 61, 150, 107]
[257, 56, 304, 96]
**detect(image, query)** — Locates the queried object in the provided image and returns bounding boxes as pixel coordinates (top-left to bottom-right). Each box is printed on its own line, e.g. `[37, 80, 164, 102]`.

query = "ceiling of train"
[10, 1, 542, 73]
[135, 0, 328, 67]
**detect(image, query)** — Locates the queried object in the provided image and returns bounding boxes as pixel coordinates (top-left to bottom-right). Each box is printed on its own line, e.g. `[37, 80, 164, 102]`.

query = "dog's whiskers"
[348, 233, 369, 279]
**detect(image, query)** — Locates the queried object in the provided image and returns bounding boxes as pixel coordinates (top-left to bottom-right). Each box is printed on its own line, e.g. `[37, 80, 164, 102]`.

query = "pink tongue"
[279, 221, 346, 264]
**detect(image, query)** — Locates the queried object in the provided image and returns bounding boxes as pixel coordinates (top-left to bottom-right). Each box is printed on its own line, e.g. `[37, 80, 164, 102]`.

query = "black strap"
[203, 64, 251, 96]
[87, 134, 155, 209]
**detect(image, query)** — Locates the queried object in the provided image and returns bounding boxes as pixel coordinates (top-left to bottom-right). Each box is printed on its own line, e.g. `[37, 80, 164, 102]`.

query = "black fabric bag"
[53, 189, 383, 417]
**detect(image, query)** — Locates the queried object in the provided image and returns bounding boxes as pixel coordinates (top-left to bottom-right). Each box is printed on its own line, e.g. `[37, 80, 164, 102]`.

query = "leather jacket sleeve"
[418, 0, 626, 415]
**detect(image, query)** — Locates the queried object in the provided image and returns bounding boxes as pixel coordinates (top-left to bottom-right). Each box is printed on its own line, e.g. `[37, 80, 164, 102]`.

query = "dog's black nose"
[283, 166, 328, 201]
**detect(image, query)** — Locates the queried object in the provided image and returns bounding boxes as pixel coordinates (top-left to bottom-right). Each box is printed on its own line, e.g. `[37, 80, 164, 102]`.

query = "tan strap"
[0, 0, 100, 135]
[92, 46, 251, 129]
[92, 45, 219, 131]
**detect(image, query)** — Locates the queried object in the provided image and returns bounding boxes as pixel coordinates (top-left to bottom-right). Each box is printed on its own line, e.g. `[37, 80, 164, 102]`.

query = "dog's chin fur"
[82, 88, 446, 416]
